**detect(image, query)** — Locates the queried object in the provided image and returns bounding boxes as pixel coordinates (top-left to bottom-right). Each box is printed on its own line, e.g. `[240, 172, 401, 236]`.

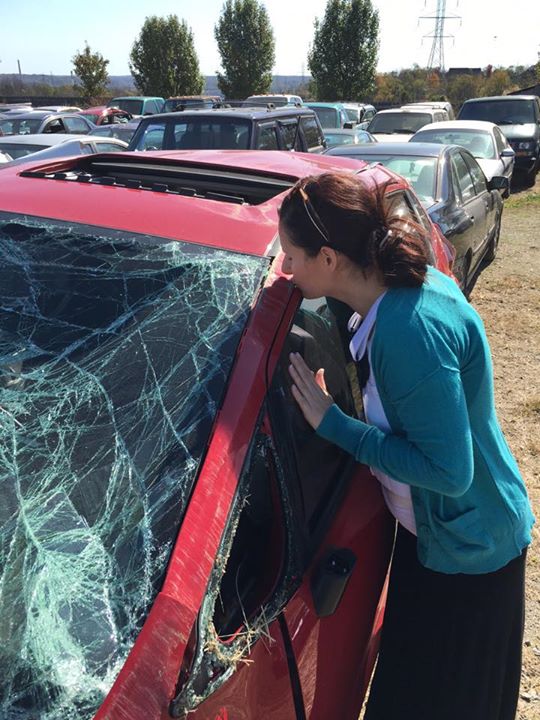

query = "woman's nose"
[282, 257, 292, 274]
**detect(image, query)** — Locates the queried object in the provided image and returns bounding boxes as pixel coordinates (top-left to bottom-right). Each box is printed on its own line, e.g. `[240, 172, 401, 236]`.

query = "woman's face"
[279, 222, 329, 299]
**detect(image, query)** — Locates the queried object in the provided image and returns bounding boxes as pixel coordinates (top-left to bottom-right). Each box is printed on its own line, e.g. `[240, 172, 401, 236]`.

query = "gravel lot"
[470, 174, 540, 719]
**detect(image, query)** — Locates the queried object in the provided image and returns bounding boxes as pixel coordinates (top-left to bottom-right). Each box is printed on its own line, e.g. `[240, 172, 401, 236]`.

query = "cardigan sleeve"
[316, 365, 474, 497]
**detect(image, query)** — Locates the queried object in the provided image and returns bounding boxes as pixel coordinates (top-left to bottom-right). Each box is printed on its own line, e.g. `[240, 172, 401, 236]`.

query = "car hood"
[498, 123, 538, 141]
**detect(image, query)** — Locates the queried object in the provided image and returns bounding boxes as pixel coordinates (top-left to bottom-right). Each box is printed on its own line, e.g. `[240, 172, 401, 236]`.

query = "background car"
[78, 106, 133, 125]
[242, 93, 304, 107]
[106, 96, 165, 117]
[401, 100, 455, 120]
[0, 134, 128, 166]
[325, 141, 506, 294]
[363, 106, 449, 142]
[88, 120, 141, 144]
[457, 94, 540, 186]
[324, 127, 377, 147]
[0, 147, 454, 720]
[0, 110, 96, 136]
[162, 95, 222, 112]
[306, 101, 350, 128]
[410, 119, 515, 194]
[127, 106, 326, 152]
[342, 102, 377, 125]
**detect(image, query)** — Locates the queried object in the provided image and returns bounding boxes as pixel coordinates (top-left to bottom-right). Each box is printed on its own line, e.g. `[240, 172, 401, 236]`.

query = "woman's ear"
[319, 246, 339, 270]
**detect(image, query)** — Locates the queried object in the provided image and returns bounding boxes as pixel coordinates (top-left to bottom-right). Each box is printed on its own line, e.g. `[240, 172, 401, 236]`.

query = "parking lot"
[470, 176, 540, 719]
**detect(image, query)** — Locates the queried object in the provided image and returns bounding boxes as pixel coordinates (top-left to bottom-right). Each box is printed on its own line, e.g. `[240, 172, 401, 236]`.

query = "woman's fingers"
[288, 352, 334, 429]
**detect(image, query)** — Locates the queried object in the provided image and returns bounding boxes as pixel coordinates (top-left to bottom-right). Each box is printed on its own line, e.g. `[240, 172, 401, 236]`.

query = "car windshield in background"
[0, 212, 268, 720]
[311, 107, 337, 127]
[357, 154, 438, 204]
[459, 100, 535, 124]
[0, 118, 43, 135]
[415, 130, 496, 159]
[112, 99, 144, 115]
[369, 112, 432, 134]
[324, 132, 358, 146]
[132, 118, 252, 150]
[0, 143, 48, 159]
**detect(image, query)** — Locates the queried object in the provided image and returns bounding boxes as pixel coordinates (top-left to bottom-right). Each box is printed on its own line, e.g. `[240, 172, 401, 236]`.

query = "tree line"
[2, 0, 538, 108]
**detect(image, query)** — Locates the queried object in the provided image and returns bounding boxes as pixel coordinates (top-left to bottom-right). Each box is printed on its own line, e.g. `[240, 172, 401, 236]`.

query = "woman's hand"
[288, 352, 334, 429]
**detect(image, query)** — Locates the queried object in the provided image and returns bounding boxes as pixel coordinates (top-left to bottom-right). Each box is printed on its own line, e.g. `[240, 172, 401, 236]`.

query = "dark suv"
[127, 106, 326, 153]
[458, 95, 540, 185]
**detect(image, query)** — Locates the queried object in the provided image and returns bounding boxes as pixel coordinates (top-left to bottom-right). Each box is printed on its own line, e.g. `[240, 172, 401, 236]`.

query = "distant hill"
[0, 74, 310, 96]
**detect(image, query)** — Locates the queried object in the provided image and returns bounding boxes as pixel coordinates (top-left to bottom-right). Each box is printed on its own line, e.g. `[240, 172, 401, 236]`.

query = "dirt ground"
[470, 174, 540, 719]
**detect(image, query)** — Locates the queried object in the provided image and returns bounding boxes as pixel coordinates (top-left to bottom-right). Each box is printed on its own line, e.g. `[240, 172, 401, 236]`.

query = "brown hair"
[278, 171, 430, 288]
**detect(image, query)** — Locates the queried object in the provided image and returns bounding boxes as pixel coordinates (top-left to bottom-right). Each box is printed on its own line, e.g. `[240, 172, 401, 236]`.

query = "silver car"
[410, 120, 515, 196]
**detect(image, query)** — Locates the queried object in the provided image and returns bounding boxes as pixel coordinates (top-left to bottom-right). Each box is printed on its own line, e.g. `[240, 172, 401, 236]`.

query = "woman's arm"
[289, 353, 474, 498]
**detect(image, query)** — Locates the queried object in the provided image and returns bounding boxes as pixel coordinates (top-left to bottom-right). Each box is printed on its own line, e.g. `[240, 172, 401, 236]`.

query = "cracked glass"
[0, 212, 268, 720]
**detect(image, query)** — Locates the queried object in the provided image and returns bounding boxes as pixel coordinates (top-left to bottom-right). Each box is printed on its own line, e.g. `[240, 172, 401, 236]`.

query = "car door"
[255, 122, 280, 150]
[462, 150, 499, 263]
[493, 125, 514, 179]
[166, 291, 394, 720]
[448, 149, 487, 277]
[277, 119, 300, 151]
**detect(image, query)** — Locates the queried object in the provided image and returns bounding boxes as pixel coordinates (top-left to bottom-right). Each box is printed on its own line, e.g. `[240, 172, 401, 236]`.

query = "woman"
[279, 171, 534, 720]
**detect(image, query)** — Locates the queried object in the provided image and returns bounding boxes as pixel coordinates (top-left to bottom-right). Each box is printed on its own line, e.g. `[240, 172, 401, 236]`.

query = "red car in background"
[0, 150, 451, 720]
[78, 105, 133, 125]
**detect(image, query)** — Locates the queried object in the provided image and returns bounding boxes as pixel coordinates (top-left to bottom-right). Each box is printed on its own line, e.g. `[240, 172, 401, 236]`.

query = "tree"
[130, 15, 204, 98]
[72, 43, 109, 104]
[308, 0, 379, 101]
[214, 0, 275, 99]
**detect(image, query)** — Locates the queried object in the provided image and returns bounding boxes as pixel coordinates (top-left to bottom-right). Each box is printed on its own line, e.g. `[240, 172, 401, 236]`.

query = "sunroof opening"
[20, 156, 295, 206]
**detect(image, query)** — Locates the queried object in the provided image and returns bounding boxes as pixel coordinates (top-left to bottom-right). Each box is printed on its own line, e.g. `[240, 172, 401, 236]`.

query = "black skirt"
[364, 524, 527, 720]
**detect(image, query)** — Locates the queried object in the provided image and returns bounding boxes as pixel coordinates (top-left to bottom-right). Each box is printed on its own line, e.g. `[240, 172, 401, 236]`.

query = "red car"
[78, 105, 133, 125]
[0, 151, 451, 720]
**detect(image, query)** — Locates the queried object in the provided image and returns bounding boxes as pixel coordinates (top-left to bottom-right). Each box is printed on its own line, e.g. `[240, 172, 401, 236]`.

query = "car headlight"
[516, 140, 535, 150]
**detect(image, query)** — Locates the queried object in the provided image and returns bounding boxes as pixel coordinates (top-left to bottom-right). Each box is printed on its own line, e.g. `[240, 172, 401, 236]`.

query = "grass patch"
[506, 192, 540, 210]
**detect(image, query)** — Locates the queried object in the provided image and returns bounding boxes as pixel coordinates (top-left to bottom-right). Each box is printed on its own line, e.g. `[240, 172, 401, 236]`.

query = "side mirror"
[500, 148, 515, 158]
[487, 175, 510, 193]
[343, 121, 354, 129]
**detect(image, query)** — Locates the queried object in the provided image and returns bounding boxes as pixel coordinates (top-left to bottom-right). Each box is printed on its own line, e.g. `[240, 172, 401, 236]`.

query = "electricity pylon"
[419, 0, 461, 72]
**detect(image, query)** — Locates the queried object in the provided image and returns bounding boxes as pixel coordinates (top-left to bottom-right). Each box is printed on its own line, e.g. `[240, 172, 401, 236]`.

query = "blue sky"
[1, 0, 539, 76]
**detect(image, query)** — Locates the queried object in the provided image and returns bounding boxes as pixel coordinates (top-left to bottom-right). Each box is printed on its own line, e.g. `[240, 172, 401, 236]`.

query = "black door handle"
[310, 548, 356, 617]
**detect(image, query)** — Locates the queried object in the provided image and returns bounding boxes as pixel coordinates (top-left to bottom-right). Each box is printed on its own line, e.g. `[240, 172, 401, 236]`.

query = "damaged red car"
[0, 150, 451, 720]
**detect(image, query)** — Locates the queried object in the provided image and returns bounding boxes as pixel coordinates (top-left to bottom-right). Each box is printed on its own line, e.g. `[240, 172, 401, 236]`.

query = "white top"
[349, 296, 417, 535]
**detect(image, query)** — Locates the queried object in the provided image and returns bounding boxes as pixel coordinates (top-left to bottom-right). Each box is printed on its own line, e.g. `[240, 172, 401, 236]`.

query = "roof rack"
[19, 155, 295, 206]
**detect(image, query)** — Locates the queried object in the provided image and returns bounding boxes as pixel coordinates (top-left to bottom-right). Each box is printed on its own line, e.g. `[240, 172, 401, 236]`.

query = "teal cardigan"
[317, 267, 534, 574]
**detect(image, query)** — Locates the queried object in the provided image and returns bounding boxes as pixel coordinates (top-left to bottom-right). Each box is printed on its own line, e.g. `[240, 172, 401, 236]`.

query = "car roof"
[110, 96, 164, 101]
[0, 133, 89, 146]
[136, 106, 317, 120]
[327, 141, 447, 158]
[306, 102, 345, 108]
[0, 151, 379, 256]
[415, 120, 497, 132]
[462, 95, 537, 103]
[1, 110, 53, 119]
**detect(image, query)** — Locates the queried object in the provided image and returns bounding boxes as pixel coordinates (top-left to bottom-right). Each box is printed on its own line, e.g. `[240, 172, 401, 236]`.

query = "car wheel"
[484, 212, 502, 264]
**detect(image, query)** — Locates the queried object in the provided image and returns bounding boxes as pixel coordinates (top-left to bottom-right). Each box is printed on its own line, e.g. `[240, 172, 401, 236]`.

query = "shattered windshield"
[0, 213, 268, 720]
